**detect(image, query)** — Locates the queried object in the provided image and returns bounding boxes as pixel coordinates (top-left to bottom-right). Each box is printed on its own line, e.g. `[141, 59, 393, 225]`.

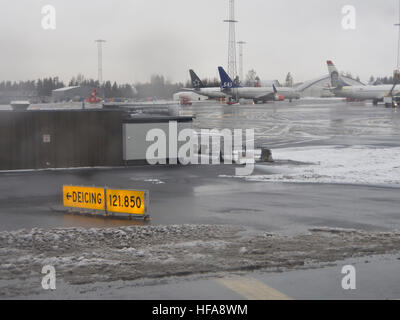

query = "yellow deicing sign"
[63, 186, 105, 211]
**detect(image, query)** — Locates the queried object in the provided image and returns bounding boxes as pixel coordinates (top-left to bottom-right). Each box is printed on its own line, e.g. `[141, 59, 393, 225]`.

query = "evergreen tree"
[285, 72, 293, 87]
[369, 76, 375, 84]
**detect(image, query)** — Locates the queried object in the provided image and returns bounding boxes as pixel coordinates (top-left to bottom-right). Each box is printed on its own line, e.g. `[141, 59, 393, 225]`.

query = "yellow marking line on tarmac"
[217, 276, 292, 300]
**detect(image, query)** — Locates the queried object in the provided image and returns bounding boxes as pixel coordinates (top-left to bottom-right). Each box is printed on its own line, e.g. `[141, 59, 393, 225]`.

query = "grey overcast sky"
[0, 0, 398, 84]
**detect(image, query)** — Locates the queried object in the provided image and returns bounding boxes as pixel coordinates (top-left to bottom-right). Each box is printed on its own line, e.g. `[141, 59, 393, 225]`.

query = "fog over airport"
[0, 0, 398, 84]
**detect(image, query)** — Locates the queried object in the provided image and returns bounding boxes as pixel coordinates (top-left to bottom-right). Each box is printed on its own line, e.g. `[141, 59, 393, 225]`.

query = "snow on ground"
[130, 177, 166, 184]
[1, 224, 400, 298]
[143, 179, 165, 184]
[224, 146, 400, 186]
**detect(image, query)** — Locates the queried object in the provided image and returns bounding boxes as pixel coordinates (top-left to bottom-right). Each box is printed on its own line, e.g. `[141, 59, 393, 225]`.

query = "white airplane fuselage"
[334, 85, 399, 101]
[195, 87, 228, 99]
[276, 87, 301, 100]
[226, 87, 300, 101]
[227, 87, 273, 100]
[182, 87, 228, 99]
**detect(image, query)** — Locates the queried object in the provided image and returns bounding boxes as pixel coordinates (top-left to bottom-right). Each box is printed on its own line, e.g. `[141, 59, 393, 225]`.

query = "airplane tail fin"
[218, 66, 240, 89]
[189, 70, 205, 89]
[326, 60, 341, 88]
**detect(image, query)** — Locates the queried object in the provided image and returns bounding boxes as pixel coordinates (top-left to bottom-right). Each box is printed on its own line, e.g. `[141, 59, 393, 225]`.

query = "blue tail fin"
[218, 66, 241, 89]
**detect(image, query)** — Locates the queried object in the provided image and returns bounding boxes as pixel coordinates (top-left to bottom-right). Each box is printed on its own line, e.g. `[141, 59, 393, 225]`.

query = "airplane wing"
[254, 92, 275, 100]
[254, 85, 276, 101]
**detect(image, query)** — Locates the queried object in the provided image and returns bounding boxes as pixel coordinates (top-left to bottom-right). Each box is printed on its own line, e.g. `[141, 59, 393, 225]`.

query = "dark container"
[0, 110, 124, 170]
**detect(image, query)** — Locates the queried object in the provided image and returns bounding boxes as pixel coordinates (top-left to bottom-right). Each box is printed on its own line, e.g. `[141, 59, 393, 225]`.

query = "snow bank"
[225, 146, 400, 186]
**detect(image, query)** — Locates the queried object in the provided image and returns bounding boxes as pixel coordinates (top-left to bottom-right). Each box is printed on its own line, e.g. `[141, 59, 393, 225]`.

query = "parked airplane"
[218, 67, 300, 103]
[327, 60, 399, 105]
[181, 70, 228, 99]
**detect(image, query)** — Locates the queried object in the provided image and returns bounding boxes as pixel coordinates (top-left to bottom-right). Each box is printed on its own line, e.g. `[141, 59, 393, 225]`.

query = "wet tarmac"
[0, 164, 400, 235]
[0, 99, 399, 234]
[13, 254, 400, 300]
[188, 98, 400, 149]
[1, 99, 400, 299]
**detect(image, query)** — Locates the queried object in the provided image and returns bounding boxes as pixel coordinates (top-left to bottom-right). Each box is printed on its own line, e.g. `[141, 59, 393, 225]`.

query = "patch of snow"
[222, 146, 400, 186]
[163, 240, 228, 250]
[130, 177, 165, 184]
[239, 247, 247, 254]
[144, 179, 165, 185]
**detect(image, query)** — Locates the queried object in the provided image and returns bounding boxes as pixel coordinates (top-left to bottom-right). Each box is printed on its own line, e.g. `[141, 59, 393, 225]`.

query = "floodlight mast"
[224, 0, 238, 80]
[95, 40, 106, 85]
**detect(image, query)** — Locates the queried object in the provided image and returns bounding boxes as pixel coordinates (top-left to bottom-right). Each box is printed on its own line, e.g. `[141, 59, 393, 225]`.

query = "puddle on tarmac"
[62, 213, 149, 228]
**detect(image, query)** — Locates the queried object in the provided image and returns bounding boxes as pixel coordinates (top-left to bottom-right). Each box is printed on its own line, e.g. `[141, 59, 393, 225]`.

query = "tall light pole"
[396, 1, 400, 69]
[95, 39, 106, 85]
[224, 0, 238, 80]
[237, 41, 246, 83]
[392, 0, 400, 104]
[394, 0, 400, 69]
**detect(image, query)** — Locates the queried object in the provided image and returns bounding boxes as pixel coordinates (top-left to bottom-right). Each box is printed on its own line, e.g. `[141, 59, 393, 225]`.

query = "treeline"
[0, 77, 65, 97]
[368, 76, 397, 85]
[135, 75, 183, 100]
[68, 74, 136, 99]
[67, 74, 185, 99]
[67, 74, 186, 99]
[0, 74, 187, 101]
[343, 73, 397, 85]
